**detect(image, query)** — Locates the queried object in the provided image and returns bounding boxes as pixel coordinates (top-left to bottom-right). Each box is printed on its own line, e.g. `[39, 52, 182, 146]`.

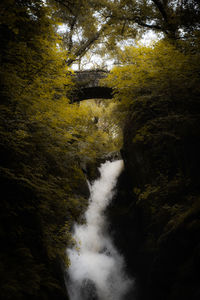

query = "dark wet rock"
[80, 279, 98, 300]
[109, 95, 200, 300]
[81, 151, 121, 182]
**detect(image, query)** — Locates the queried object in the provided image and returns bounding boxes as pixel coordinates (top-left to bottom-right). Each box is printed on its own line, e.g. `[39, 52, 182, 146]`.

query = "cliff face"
[109, 94, 200, 300]
[0, 148, 90, 300]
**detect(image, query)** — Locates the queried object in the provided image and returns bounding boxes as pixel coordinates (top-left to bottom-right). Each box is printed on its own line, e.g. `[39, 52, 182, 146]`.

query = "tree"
[105, 39, 200, 102]
[49, 0, 200, 68]
[0, 1, 118, 299]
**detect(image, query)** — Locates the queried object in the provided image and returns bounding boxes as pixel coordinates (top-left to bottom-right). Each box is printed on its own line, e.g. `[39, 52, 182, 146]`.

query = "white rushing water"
[66, 160, 133, 300]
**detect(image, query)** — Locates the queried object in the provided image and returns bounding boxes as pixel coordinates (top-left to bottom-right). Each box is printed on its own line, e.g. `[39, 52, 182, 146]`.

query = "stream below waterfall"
[66, 160, 133, 300]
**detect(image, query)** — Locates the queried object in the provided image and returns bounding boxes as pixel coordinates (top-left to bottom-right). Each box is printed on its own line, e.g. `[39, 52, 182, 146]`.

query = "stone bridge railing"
[70, 69, 113, 102]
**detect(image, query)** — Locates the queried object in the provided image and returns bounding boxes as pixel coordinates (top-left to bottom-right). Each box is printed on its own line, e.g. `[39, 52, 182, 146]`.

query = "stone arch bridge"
[69, 69, 113, 102]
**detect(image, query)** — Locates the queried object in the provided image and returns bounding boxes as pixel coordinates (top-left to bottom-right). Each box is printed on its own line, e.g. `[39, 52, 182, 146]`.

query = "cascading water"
[66, 160, 133, 300]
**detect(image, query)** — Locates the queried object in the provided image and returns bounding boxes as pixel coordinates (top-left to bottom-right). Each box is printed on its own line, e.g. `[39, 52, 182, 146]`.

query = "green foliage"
[104, 39, 200, 132]
[106, 35, 200, 299]
[106, 39, 200, 102]
[51, 0, 200, 67]
[79, 99, 123, 156]
[1, 1, 199, 299]
[0, 1, 119, 299]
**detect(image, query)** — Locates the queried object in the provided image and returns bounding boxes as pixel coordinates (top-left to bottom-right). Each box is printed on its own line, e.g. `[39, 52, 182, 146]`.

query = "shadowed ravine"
[66, 160, 133, 300]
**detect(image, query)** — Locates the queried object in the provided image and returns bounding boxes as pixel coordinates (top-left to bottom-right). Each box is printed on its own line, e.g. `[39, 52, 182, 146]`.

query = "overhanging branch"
[152, 0, 168, 23]
[66, 20, 112, 66]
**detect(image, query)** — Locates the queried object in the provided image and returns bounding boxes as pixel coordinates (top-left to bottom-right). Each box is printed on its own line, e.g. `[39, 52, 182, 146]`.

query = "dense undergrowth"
[0, 1, 119, 299]
[106, 38, 200, 299]
[1, 0, 200, 299]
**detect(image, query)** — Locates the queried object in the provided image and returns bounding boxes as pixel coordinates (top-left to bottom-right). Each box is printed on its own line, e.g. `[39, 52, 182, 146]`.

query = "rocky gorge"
[108, 90, 200, 300]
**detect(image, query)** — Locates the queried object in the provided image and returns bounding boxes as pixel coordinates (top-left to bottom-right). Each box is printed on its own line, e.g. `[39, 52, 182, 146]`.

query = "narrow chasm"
[65, 160, 134, 300]
[1, 2, 200, 299]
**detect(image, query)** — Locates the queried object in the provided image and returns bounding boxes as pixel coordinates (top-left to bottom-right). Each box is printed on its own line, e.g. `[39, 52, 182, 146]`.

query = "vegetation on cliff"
[0, 1, 119, 299]
[105, 31, 200, 300]
[1, 0, 200, 300]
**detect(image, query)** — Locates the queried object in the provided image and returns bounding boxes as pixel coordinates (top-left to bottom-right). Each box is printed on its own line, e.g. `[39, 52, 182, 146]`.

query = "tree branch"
[152, 0, 178, 37]
[118, 16, 162, 31]
[152, 0, 168, 22]
[135, 19, 162, 30]
[68, 16, 77, 52]
[54, 0, 74, 14]
[66, 20, 112, 66]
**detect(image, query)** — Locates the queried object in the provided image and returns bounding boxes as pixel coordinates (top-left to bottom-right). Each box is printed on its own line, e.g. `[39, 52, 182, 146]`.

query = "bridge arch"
[70, 69, 113, 102]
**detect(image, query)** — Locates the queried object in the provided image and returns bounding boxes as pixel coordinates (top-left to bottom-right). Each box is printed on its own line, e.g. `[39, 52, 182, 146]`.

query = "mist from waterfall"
[66, 160, 133, 300]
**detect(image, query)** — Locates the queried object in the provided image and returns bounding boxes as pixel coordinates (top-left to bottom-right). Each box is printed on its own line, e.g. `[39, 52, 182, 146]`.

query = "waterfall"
[66, 160, 133, 300]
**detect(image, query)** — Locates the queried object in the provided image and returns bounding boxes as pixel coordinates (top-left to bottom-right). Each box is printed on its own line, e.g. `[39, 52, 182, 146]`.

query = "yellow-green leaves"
[105, 40, 200, 106]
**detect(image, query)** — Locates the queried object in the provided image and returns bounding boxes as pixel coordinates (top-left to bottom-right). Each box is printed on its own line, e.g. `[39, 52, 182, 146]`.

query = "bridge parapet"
[74, 69, 109, 88]
[70, 69, 112, 102]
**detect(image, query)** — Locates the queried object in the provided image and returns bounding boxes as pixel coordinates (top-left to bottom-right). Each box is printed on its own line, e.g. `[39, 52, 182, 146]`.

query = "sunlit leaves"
[105, 40, 200, 106]
[0, 1, 117, 298]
